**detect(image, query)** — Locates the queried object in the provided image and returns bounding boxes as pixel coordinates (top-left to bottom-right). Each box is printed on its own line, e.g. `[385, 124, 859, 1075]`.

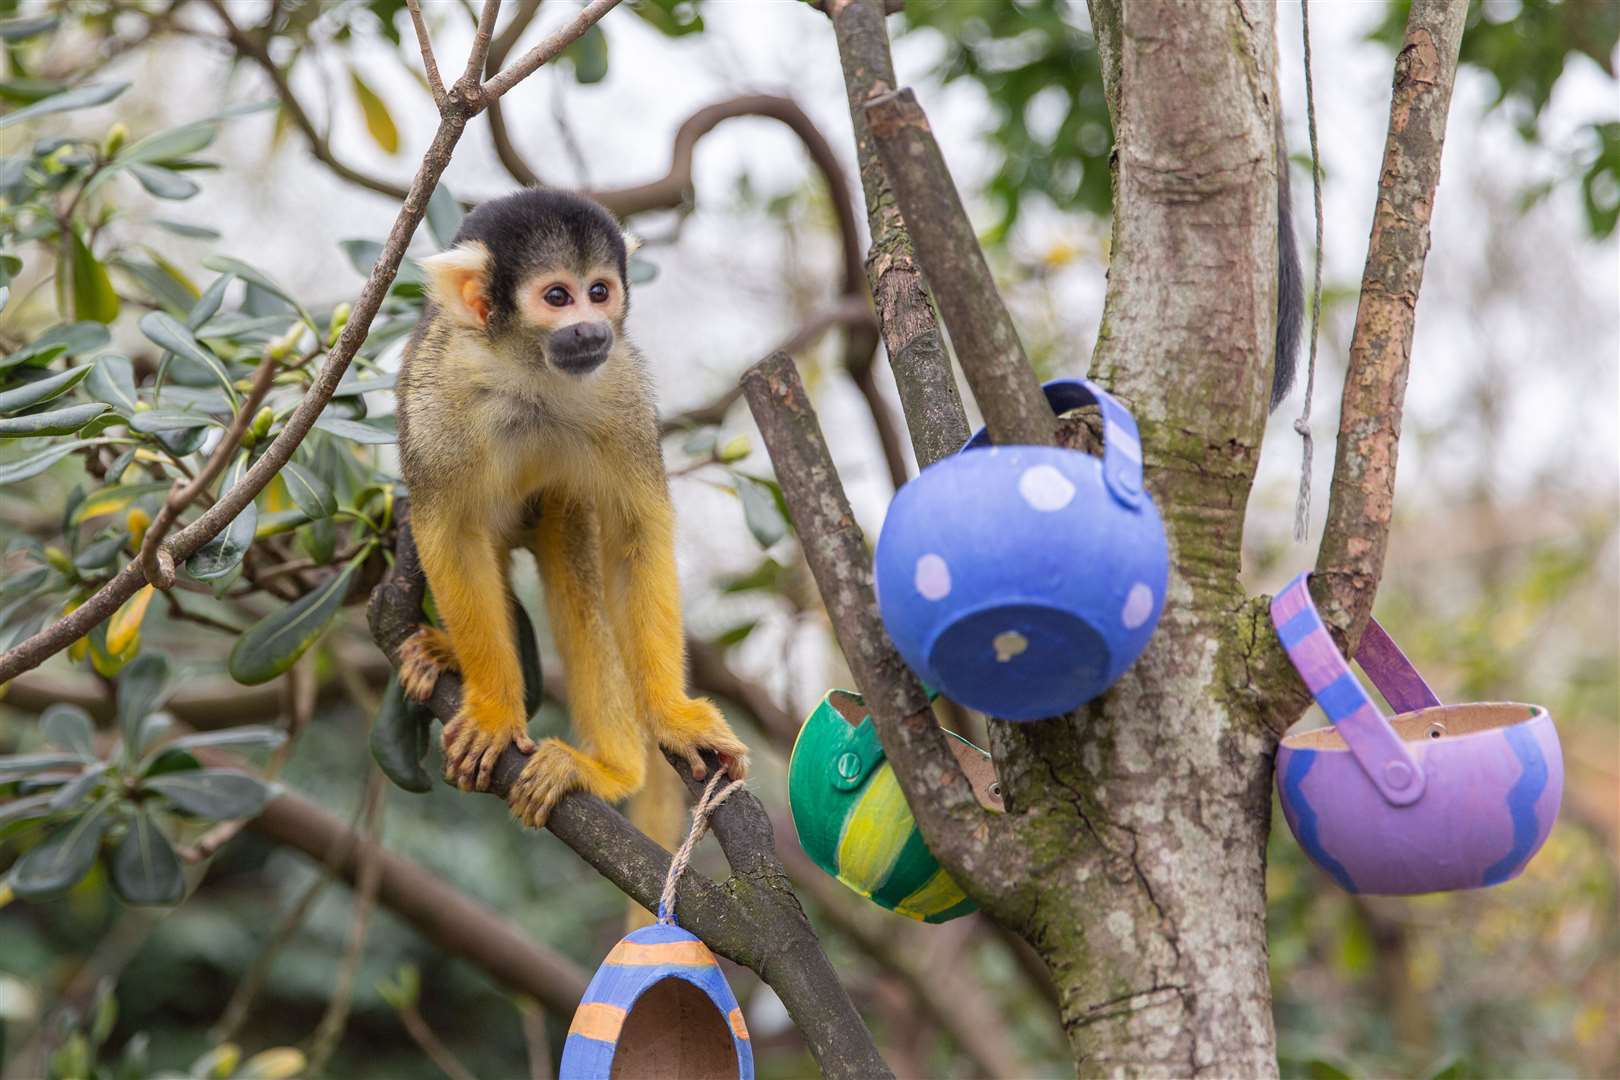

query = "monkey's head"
[419, 189, 634, 376]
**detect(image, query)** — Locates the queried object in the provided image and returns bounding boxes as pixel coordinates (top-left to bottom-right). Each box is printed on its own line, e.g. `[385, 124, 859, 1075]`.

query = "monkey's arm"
[507, 493, 650, 828]
[410, 502, 535, 789]
[602, 465, 749, 781]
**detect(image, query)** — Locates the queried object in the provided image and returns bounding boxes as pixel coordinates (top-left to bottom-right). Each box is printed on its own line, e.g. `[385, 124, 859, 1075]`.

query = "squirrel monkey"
[395, 189, 749, 828]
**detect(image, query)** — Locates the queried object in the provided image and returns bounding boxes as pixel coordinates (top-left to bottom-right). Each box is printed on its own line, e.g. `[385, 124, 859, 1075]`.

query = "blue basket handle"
[1271, 573, 1429, 806]
[961, 378, 1145, 508]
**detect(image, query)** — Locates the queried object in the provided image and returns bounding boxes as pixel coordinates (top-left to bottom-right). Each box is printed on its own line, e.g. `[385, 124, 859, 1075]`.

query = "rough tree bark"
[770, 1, 1469, 1075]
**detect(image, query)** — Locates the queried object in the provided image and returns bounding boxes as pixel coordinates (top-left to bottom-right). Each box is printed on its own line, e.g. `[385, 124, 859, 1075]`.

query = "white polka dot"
[914, 554, 951, 600]
[993, 630, 1028, 663]
[1121, 583, 1155, 629]
[1018, 465, 1076, 512]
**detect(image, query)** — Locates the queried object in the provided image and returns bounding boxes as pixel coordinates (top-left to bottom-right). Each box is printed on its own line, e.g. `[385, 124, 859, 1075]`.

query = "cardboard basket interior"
[1282, 702, 1543, 751]
[609, 976, 738, 1080]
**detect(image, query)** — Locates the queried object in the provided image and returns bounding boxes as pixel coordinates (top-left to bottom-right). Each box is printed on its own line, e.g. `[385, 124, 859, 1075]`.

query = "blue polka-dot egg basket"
[874, 379, 1169, 721]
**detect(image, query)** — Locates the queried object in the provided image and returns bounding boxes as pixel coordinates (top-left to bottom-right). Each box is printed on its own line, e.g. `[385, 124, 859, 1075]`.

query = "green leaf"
[128, 163, 199, 200]
[138, 312, 238, 407]
[0, 402, 108, 438]
[228, 553, 364, 684]
[84, 354, 138, 413]
[40, 703, 96, 759]
[736, 475, 787, 548]
[49, 762, 109, 811]
[349, 67, 400, 154]
[0, 751, 89, 781]
[117, 121, 216, 167]
[0, 366, 90, 415]
[71, 481, 170, 525]
[143, 768, 272, 819]
[117, 653, 173, 751]
[425, 182, 464, 249]
[312, 415, 396, 444]
[712, 620, 758, 647]
[0, 438, 95, 485]
[69, 231, 120, 324]
[10, 802, 112, 898]
[370, 677, 433, 793]
[1, 322, 110, 371]
[128, 408, 215, 434]
[0, 81, 129, 131]
[0, 15, 61, 41]
[186, 454, 258, 582]
[563, 24, 610, 83]
[203, 256, 315, 332]
[279, 461, 336, 519]
[188, 274, 232, 330]
[0, 792, 54, 828]
[108, 809, 185, 905]
[154, 219, 221, 240]
[164, 726, 287, 755]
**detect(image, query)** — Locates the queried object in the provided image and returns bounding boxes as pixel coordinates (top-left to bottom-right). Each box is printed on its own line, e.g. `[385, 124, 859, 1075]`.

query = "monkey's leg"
[509, 495, 647, 829]
[397, 625, 458, 702]
[412, 507, 535, 790]
[603, 490, 749, 781]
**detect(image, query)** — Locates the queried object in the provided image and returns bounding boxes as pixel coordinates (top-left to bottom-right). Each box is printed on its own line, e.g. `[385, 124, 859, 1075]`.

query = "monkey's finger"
[677, 744, 709, 780]
[513, 729, 537, 755]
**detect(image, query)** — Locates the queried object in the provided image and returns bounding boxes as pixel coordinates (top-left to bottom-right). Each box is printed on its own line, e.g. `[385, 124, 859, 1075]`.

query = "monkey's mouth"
[550, 346, 610, 375]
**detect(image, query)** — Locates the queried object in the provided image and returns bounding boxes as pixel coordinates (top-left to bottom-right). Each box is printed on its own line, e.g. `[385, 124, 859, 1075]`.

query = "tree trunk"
[986, 2, 1284, 1072]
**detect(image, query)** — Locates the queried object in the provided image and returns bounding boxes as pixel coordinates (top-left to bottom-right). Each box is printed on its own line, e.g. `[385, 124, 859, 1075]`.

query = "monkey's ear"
[622, 230, 643, 257]
[419, 242, 492, 328]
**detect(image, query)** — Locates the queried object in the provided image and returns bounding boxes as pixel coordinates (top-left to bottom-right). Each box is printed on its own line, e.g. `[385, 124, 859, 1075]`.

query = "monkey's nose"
[551, 321, 613, 373]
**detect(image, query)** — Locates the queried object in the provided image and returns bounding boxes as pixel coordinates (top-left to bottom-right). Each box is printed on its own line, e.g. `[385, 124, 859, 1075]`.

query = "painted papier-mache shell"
[789, 689, 1003, 923]
[560, 921, 753, 1080]
[874, 379, 1169, 722]
[1272, 573, 1562, 895]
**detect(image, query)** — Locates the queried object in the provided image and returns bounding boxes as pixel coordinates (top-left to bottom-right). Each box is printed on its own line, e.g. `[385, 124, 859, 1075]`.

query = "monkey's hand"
[507, 739, 641, 829]
[441, 693, 536, 792]
[656, 697, 750, 782]
[397, 626, 458, 701]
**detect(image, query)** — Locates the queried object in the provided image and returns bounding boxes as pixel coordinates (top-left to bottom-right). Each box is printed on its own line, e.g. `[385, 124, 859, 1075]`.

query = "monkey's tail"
[1273, 103, 1305, 412]
[624, 739, 685, 931]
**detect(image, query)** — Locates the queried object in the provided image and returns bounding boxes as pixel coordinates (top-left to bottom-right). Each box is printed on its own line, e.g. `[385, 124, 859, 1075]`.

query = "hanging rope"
[656, 769, 745, 925]
[1294, 0, 1326, 542]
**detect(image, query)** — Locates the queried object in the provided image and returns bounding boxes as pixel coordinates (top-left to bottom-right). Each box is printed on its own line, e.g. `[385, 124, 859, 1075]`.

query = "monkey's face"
[417, 190, 633, 378]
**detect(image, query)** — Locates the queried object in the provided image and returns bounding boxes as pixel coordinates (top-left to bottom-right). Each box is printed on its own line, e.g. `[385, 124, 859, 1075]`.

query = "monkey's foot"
[441, 698, 535, 792]
[398, 626, 458, 701]
[657, 697, 750, 781]
[507, 739, 639, 829]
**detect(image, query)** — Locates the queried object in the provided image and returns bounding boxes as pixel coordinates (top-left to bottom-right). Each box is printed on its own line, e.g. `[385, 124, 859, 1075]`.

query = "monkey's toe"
[660, 698, 751, 782]
[506, 740, 582, 829]
[440, 704, 533, 792]
[398, 626, 459, 702]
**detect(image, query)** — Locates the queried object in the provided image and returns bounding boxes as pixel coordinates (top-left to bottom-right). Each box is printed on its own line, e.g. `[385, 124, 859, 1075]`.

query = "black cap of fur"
[452, 188, 628, 326]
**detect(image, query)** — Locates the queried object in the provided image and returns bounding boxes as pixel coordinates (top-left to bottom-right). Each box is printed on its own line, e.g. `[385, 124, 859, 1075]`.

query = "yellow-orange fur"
[395, 209, 747, 829]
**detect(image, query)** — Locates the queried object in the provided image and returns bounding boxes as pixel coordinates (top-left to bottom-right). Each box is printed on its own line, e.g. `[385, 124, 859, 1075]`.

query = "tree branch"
[364, 511, 892, 1080]
[483, 0, 546, 188]
[823, 0, 969, 469]
[479, 0, 620, 105]
[865, 87, 1054, 448]
[405, 0, 448, 112]
[0, 0, 622, 685]
[740, 352, 1015, 895]
[1312, 0, 1468, 646]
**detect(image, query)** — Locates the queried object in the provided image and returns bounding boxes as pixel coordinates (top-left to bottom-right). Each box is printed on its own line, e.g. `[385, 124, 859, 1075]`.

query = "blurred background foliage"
[0, 0, 1615, 1077]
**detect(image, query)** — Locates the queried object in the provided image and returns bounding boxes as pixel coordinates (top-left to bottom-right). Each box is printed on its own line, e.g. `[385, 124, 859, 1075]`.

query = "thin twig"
[461, 0, 502, 85]
[481, 0, 622, 103]
[306, 768, 387, 1074]
[1293, 0, 1325, 542]
[405, 0, 448, 111]
[516, 997, 552, 1080]
[138, 350, 279, 590]
[484, 0, 547, 187]
[397, 1001, 478, 1080]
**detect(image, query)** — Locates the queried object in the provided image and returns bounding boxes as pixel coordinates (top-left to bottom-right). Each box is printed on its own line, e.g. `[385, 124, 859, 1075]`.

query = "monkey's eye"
[543, 285, 571, 308]
[588, 281, 610, 304]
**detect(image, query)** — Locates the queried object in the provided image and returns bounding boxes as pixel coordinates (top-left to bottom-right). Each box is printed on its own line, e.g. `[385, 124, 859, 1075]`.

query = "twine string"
[656, 769, 745, 925]
[1294, 0, 1326, 543]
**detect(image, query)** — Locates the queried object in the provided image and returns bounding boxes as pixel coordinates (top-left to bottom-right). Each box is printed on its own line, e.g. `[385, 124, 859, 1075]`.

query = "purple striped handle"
[1271, 574, 1428, 807]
